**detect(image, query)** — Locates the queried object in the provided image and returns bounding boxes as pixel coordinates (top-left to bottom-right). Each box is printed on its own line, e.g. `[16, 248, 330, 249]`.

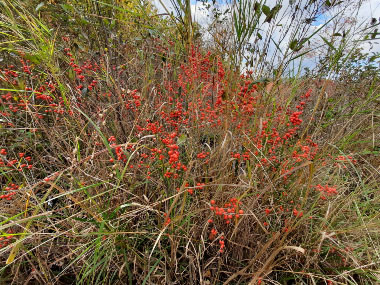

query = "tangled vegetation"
[0, 0, 379, 284]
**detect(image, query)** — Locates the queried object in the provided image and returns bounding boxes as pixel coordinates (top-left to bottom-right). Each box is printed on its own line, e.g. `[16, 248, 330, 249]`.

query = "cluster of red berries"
[163, 213, 171, 226]
[292, 208, 304, 218]
[314, 184, 338, 199]
[334, 155, 357, 169]
[335, 155, 356, 163]
[0, 230, 14, 248]
[230, 151, 250, 161]
[124, 89, 141, 109]
[0, 191, 17, 200]
[207, 226, 225, 253]
[0, 149, 33, 172]
[206, 198, 245, 253]
[209, 198, 244, 225]
[196, 152, 209, 159]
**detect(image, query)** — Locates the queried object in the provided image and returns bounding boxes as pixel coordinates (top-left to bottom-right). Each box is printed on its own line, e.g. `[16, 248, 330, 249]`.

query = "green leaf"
[110, 19, 116, 29]
[271, 5, 282, 17]
[262, 5, 270, 16]
[177, 134, 187, 145]
[369, 55, 379, 62]
[24, 54, 41, 64]
[265, 5, 282, 24]
[320, 35, 336, 51]
[271, 36, 284, 55]
[254, 3, 260, 13]
[142, 256, 163, 285]
[103, 18, 109, 26]
[289, 39, 298, 50]
[372, 29, 379, 39]
[60, 4, 74, 13]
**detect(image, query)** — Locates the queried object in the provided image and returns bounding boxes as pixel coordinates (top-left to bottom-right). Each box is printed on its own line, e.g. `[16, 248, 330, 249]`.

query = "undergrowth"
[0, 0, 379, 284]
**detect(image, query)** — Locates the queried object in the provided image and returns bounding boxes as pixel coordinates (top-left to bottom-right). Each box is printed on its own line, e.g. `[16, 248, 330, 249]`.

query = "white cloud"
[356, 0, 380, 54]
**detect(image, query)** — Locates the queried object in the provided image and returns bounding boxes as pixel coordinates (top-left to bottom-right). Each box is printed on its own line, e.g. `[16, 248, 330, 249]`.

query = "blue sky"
[312, 13, 328, 26]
